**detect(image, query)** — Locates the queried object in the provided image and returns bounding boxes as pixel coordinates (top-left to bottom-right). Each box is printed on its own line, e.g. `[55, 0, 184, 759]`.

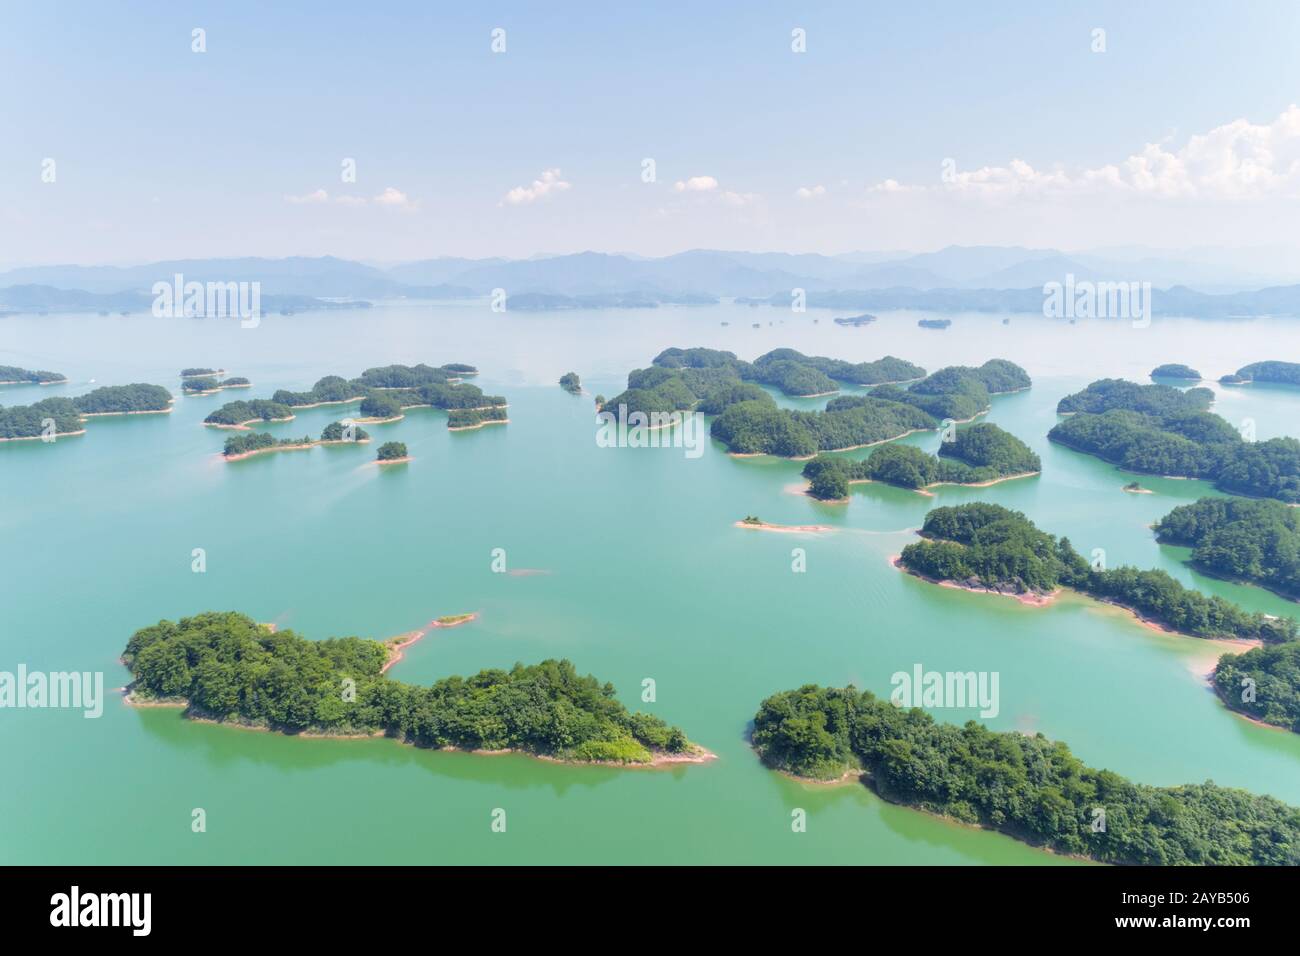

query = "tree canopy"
[899, 503, 1295, 641]
[122, 611, 692, 763]
[751, 683, 1300, 864]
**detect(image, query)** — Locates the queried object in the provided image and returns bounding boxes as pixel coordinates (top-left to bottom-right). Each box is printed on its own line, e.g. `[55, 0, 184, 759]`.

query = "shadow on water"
[128, 704, 699, 797]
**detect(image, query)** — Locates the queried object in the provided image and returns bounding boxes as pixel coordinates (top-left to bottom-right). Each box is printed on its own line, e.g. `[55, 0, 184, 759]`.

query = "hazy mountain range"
[3, 246, 1300, 317]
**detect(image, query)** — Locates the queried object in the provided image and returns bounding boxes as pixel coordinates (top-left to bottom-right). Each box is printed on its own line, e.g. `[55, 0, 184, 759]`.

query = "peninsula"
[897, 503, 1294, 642]
[752, 683, 1300, 864]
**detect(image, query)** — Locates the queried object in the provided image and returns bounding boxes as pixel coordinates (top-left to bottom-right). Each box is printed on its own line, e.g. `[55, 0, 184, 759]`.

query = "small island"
[74, 383, 173, 416]
[223, 421, 371, 460]
[376, 440, 409, 463]
[121, 611, 709, 766]
[833, 313, 876, 327]
[559, 372, 582, 394]
[751, 684, 1300, 864]
[0, 365, 67, 385]
[896, 502, 1294, 641]
[448, 406, 508, 430]
[205, 399, 295, 428]
[1218, 361, 1300, 387]
[182, 376, 251, 395]
[1150, 363, 1202, 381]
[917, 318, 952, 329]
[1122, 481, 1152, 494]
[181, 367, 226, 379]
[801, 423, 1040, 500]
[223, 431, 315, 461]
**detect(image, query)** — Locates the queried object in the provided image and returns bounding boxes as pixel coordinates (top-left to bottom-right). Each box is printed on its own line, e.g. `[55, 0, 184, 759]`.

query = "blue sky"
[4, 1, 1299, 264]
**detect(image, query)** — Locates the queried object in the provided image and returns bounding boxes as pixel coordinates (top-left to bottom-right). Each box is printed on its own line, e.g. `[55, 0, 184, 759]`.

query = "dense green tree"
[121, 612, 693, 763]
[73, 384, 172, 414]
[898, 503, 1294, 641]
[752, 684, 1300, 864]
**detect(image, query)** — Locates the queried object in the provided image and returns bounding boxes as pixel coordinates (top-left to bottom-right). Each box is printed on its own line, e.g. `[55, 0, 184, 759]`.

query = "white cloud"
[501, 168, 571, 205]
[871, 105, 1300, 200]
[285, 188, 329, 204]
[794, 185, 826, 199]
[373, 186, 411, 207]
[674, 175, 718, 192]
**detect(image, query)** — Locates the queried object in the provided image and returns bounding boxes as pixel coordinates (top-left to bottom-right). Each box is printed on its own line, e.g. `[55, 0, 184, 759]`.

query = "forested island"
[898, 503, 1294, 641]
[223, 431, 315, 460]
[918, 318, 952, 329]
[833, 314, 875, 327]
[121, 611, 703, 765]
[376, 441, 408, 462]
[801, 423, 1040, 499]
[222, 421, 370, 460]
[598, 347, 1028, 458]
[205, 399, 295, 427]
[0, 365, 67, 385]
[1049, 378, 1300, 502]
[1213, 643, 1300, 733]
[448, 407, 508, 430]
[1150, 364, 1202, 380]
[0, 397, 84, 440]
[1219, 361, 1300, 386]
[559, 372, 582, 394]
[260, 363, 504, 429]
[751, 683, 1300, 864]
[182, 376, 250, 394]
[73, 384, 173, 415]
[181, 368, 225, 379]
[1154, 497, 1300, 600]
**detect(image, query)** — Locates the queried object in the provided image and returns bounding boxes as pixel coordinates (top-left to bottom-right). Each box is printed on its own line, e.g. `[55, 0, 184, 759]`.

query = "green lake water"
[4, 302, 1300, 864]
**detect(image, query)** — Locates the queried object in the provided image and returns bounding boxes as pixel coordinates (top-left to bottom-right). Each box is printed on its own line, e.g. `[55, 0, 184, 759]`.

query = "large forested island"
[73, 384, 173, 415]
[898, 503, 1294, 642]
[0, 365, 67, 385]
[599, 347, 1029, 458]
[121, 611, 703, 765]
[1213, 643, 1300, 733]
[1154, 497, 1300, 600]
[1049, 378, 1300, 502]
[1219, 361, 1300, 386]
[801, 423, 1040, 499]
[751, 684, 1300, 864]
[263, 363, 504, 429]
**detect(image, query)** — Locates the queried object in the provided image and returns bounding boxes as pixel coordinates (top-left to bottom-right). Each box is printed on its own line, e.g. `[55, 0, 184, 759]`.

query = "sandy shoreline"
[736, 519, 834, 533]
[80, 407, 173, 417]
[223, 442, 316, 462]
[448, 418, 509, 431]
[0, 429, 87, 442]
[205, 415, 296, 430]
[380, 613, 479, 673]
[121, 686, 715, 769]
[375, 456, 413, 465]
